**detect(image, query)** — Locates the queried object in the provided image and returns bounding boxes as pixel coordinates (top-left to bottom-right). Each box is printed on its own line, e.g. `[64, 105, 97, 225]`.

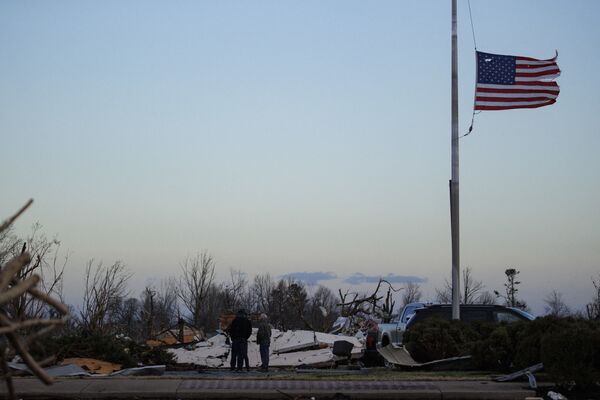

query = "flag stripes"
[475, 51, 560, 111]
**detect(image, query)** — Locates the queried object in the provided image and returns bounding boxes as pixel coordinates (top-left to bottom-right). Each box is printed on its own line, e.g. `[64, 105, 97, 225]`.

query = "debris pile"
[168, 329, 364, 368]
[61, 358, 122, 374]
[9, 360, 166, 377]
[147, 325, 205, 347]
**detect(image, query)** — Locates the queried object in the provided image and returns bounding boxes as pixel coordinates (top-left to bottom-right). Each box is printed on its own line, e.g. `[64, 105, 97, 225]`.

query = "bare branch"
[0, 253, 31, 291]
[0, 199, 33, 233]
[1, 201, 68, 399]
[0, 275, 40, 305]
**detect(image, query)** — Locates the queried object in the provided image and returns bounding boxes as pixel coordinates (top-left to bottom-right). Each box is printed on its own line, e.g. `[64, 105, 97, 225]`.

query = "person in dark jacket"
[256, 313, 272, 371]
[228, 309, 252, 371]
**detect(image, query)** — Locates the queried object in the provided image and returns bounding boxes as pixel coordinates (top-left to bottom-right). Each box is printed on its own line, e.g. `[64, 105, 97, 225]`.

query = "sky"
[1, 1, 599, 316]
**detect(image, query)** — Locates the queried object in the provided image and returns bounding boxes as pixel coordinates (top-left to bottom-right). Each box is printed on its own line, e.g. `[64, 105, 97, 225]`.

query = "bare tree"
[307, 285, 338, 332]
[1, 200, 69, 399]
[178, 251, 216, 329]
[585, 274, 600, 320]
[249, 273, 274, 314]
[221, 269, 248, 312]
[0, 226, 19, 267]
[477, 291, 497, 305]
[114, 297, 141, 339]
[462, 267, 485, 304]
[2, 223, 68, 322]
[137, 279, 180, 340]
[401, 282, 423, 307]
[200, 283, 225, 331]
[80, 260, 131, 334]
[544, 290, 570, 317]
[140, 286, 156, 338]
[337, 278, 401, 321]
[378, 286, 396, 323]
[435, 267, 485, 304]
[494, 268, 528, 310]
[154, 278, 179, 331]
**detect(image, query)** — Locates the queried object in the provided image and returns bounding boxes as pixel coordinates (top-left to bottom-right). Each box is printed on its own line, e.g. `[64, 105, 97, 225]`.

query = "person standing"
[228, 309, 252, 371]
[256, 313, 272, 372]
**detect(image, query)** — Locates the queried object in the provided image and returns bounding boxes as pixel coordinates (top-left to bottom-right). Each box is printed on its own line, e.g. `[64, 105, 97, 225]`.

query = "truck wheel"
[381, 336, 390, 347]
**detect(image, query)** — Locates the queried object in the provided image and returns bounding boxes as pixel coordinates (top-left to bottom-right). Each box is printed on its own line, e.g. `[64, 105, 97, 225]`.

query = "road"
[2, 376, 537, 399]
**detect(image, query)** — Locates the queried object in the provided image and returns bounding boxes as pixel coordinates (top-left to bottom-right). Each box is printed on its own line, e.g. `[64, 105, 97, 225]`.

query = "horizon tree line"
[2, 224, 599, 341]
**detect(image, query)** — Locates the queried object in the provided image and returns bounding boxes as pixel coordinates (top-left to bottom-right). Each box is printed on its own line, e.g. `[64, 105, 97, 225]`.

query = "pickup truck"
[377, 302, 426, 348]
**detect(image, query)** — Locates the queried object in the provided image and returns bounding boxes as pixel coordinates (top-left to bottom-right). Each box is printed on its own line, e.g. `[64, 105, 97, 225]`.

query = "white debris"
[272, 330, 318, 354]
[168, 334, 230, 366]
[314, 332, 362, 348]
[547, 391, 567, 400]
[168, 329, 364, 368]
[270, 348, 335, 367]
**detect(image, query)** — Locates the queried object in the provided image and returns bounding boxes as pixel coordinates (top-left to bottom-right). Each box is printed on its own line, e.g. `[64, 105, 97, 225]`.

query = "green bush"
[403, 318, 476, 362]
[512, 316, 572, 368]
[470, 325, 512, 371]
[31, 331, 175, 368]
[541, 326, 600, 388]
[470, 321, 533, 371]
[405, 319, 522, 371]
[404, 314, 600, 388]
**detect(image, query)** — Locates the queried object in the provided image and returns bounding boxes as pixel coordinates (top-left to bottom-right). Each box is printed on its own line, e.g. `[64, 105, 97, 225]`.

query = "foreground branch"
[1, 200, 69, 399]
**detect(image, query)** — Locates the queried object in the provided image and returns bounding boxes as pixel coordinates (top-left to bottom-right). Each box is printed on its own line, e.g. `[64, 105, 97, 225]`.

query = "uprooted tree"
[337, 278, 401, 323]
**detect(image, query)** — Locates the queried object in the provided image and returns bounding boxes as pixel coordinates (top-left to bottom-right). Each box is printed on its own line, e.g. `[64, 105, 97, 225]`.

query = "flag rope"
[467, 0, 477, 51]
[462, 0, 479, 139]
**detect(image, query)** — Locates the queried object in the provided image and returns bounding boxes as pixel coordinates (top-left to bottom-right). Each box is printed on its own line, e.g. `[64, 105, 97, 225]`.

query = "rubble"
[377, 345, 471, 368]
[9, 362, 166, 377]
[110, 365, 166, 376]
[61, 358, 122, 374]
[147, 323, 205, 347]
[9, 362, 91, 377]
[168, 328, 364, 368]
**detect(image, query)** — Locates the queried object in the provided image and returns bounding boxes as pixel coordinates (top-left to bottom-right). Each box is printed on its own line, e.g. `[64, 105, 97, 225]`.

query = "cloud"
[343, 273, 427, 285]
[282, 272, 338, 286]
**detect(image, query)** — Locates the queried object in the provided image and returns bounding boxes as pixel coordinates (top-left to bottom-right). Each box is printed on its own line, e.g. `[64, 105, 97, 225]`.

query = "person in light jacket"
[256, 313, 272, 372]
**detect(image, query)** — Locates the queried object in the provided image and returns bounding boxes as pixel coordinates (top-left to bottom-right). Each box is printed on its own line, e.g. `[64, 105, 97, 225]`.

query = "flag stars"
[474, 50, 560, 111]
[477, 51, 515, 85]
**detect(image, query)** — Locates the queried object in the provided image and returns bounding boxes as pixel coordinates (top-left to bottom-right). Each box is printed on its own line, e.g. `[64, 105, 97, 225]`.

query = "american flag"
[475, 51, 560, 111]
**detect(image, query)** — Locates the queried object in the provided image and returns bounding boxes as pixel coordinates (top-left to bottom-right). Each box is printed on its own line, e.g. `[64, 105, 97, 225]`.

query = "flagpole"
[450, 0, 460, 320]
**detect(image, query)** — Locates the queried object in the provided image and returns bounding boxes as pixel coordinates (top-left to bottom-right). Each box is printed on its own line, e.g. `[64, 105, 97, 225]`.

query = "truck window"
[401, 304, 424, 323]
[494, 310, 521, 323]
[462, 309, 489, 322]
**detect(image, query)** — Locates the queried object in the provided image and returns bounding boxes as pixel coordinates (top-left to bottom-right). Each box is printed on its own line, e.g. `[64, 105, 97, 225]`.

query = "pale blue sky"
[1, 1, 599, 315]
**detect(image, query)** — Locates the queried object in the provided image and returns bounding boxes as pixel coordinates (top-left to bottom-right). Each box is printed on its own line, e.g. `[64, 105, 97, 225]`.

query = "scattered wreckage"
[169, 328, 364, 369]
[6, 315, 368, 378]
[9, 359, 166, 377]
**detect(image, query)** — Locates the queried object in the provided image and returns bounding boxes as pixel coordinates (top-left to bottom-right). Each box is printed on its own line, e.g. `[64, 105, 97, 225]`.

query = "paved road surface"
[1, 377, 538, 399]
